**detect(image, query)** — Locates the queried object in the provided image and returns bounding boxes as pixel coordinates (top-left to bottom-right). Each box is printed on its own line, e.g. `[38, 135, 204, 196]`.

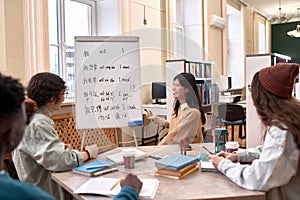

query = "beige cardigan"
[153, 104, 203, 145]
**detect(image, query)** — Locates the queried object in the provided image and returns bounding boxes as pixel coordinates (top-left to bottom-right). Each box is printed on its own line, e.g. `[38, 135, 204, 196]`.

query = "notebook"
[200, 161, 218, 172]
[105, 148, 148, 164]
[74, 177, 159, 199]
[154, 154, 199, 171]
[72, 160, 116, 176]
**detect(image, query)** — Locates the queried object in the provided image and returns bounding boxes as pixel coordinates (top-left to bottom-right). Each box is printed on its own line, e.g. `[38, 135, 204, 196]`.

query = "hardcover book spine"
[156, 163, 198, 177]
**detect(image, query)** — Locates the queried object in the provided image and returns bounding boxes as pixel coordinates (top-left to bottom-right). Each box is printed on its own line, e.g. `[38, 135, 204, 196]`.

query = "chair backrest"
[3, 156, 19, 180]
[218, 104, 245, 122]
[52, 112, 118, 152]
[232, 95, 241, 103]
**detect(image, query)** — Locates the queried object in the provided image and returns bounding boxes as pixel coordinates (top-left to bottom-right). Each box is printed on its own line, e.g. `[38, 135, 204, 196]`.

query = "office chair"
[232, 95, 241, 103]
[218, 104, 246, 141]
[141, 114, 162, 145]
[3, 157, 19, 180]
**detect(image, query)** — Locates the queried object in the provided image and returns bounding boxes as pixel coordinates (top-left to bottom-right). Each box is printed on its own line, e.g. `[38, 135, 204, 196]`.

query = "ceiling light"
[287, 8, 300, 38]
[269, 0, 293, 24]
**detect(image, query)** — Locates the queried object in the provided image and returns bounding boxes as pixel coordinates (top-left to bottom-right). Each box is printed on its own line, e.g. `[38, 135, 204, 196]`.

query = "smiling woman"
[145, 73, 206, 146]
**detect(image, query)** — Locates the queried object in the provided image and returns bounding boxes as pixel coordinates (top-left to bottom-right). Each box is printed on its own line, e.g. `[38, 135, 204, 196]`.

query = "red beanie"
[259, 62, 299, 98]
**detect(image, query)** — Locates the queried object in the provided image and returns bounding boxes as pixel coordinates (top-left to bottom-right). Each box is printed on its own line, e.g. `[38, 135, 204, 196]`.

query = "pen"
[180, 140, 183, 155]
[110, 178, 123, 191]
[86, 165, 113, 170]
[149, 155, 162, 160]
[202, 146, 214, 155]
[184, 138, 187, 155]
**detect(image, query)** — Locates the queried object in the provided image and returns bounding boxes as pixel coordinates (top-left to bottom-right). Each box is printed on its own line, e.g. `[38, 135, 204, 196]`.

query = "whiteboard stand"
[74, 36, 143, 148]
[75, 36, 143, 130]
[80, 131, 86, 151]
[114, 128, 119, 146]
[132, 128, 138, 147]
[128, 120, 144, 147]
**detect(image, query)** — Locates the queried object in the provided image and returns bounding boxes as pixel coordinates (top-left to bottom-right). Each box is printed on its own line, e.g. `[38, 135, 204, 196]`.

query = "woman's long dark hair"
[25, 72, 66, 122]
[172, 73, 206, 125]
[251, 72, 300, 149]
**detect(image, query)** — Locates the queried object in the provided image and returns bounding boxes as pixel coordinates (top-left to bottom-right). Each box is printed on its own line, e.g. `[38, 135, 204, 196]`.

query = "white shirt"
[218, 125, 300, 200]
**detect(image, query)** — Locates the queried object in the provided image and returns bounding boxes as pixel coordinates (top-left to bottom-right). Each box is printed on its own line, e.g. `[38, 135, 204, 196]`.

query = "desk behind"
[52, 144, 265, 200]
[142, 104, 167, 116]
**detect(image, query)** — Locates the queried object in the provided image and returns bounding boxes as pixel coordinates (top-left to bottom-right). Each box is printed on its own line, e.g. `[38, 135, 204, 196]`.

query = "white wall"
[1, 0, 26, 84]
[0, 0, 6, 71]
[246, 55, 271, 148]
[96, 0, 121, 35]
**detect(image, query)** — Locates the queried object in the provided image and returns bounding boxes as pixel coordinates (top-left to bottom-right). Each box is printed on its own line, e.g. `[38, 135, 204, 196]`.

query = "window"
[227, 4, 244, 88]
[258, 22, 266, 53]
[173, 0, 184, 58]
[48, 0, 96, 101]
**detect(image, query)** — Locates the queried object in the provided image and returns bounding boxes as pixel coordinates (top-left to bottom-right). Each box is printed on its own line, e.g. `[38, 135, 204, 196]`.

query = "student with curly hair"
[210, 63, 300, 200]
[0, 73, 54, 199]
[1, 72, 142, 200]
[13, 72, 99, 200]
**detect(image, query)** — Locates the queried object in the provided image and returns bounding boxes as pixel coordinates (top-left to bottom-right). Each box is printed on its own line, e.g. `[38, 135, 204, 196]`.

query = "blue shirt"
[114, 186, 139, 200]
[0, 172, 54, 200]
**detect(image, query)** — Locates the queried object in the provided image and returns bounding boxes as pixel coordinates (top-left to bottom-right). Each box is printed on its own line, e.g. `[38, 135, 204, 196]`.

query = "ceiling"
[243, 0, 300, 21]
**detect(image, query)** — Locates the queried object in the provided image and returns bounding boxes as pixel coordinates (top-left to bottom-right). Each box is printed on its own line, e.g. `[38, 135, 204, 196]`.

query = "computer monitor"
[152, 82, 166, 104]
[228, 77, 232, 90]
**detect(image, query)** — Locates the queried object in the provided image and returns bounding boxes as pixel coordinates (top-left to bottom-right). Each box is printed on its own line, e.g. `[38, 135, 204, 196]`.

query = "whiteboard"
[75, 36, 143, 129]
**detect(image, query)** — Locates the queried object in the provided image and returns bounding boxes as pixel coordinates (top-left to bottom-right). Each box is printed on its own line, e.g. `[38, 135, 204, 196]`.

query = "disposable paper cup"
[122, 148, 136, 169]
[225, 142, 239, 153]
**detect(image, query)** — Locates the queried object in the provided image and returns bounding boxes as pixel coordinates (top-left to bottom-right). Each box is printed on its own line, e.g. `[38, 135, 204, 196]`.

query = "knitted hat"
[259, 62, 299, 98]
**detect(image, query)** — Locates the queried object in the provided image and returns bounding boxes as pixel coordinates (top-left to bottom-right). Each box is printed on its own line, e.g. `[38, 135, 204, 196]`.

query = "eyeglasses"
[247, 84, 252, 92]
[61, 91, 68, 98]
[64, 91, 68, 98]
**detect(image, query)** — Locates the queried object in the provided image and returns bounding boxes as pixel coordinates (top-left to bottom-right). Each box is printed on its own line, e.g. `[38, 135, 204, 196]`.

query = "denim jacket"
[13, 111, 85, 200]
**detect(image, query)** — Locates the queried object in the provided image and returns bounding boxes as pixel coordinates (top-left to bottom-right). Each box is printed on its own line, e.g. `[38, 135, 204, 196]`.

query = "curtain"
[23, 0, 50, 83]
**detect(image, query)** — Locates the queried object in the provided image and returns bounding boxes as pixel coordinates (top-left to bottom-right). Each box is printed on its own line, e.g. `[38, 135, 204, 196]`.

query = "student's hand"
[216, 151, 238, 162]
[84, 144, 99, 159]
[208, 153, 224, 169]
[64, 143, 73, 150]
[120, 173, 143, 193]
[145, 109, 162, 125]
[145, 109, 156, 120]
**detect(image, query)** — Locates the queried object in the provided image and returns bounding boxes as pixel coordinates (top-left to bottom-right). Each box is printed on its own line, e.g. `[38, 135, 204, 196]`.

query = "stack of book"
[154, 154, 199, 179]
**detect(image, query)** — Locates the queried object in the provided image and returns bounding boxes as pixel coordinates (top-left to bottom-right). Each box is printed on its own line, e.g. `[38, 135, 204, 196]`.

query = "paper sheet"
[74, 177, 159, 199]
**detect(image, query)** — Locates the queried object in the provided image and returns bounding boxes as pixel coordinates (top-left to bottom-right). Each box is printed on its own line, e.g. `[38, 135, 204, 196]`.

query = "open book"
[74, 177, 159, 199]
[105, 148, 148, 164]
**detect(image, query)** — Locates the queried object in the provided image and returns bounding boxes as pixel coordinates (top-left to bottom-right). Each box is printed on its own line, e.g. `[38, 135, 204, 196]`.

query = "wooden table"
[52, 144, 265, 200]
